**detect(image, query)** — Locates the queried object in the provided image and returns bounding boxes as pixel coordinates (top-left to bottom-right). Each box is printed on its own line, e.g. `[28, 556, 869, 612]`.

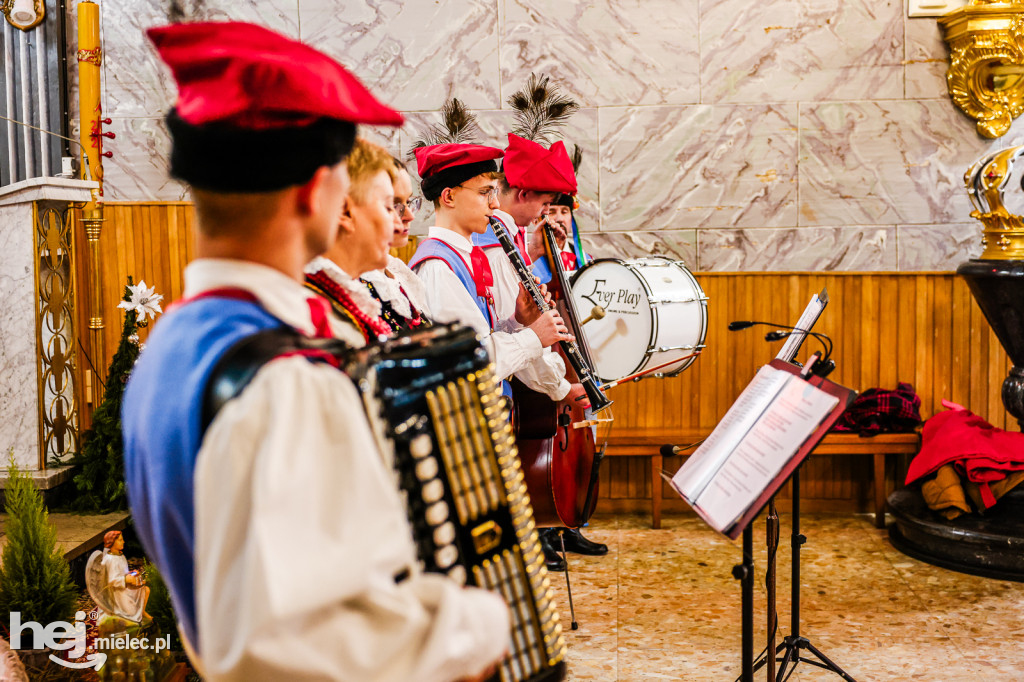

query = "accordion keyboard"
[369, 325, 567, 682]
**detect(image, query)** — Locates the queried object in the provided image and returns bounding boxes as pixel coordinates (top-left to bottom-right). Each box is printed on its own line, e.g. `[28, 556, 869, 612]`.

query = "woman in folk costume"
[304, 138, 398, 346]
[360, 157, 432, 333]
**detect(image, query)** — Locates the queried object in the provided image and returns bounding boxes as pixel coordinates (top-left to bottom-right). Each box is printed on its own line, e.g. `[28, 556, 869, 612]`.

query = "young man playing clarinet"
[122, 23, 507, 681]
[477, 134, 610, 562]
[409, 143, 570, 398]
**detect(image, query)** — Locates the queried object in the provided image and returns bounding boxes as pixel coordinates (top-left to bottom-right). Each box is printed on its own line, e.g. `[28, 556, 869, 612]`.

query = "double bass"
[488, 216, 612, 528]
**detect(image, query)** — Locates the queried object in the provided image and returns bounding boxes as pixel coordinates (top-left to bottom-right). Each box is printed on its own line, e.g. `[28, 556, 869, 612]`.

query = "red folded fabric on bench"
[906, 407, 1024, 509]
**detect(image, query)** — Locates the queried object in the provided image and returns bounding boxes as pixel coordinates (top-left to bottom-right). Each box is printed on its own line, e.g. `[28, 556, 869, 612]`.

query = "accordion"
[205, 322, 567, 681]
[349, 323, 568, 682]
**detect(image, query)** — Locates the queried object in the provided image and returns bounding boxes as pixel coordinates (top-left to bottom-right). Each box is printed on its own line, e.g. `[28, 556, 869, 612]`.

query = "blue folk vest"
[410, 238, 512, 399]
[121, 295, 284, 651]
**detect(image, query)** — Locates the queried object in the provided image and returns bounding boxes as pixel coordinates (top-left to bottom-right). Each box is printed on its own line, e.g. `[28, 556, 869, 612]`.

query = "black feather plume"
[570, 144, 583, 174]
[409, 98, 481, 156]
[506, 73, 579, 144]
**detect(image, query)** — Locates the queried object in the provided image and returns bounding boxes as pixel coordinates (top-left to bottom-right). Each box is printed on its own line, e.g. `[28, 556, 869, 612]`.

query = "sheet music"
[776, 288, 828, 363]
[669, 365, 791, 501]
[691, 376, 840, 532]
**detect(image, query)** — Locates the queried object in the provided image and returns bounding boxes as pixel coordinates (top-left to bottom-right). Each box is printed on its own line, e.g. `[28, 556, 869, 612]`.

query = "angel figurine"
[85, 531, 151, 628]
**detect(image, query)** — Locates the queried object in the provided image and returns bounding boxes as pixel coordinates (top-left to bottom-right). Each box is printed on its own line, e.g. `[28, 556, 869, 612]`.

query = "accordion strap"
[201, 327, 351, 434]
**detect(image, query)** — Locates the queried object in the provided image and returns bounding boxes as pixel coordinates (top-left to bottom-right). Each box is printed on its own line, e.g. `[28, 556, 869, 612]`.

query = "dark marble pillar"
[957, 259, 1024, 429]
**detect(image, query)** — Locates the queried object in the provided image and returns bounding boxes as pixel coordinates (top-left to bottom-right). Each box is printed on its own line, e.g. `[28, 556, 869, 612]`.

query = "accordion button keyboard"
[422, 479, 445, 504]
[447, 565, 467, 586]
[435, 544, 459, 569]
[410, 434, 433, 459]
[425, 501, 449, 526]
[415, 457, 439, 481]
[434, 521, 456, 546]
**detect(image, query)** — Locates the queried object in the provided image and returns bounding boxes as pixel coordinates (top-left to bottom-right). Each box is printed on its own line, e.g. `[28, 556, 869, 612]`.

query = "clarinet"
[489, 217, 612, 414]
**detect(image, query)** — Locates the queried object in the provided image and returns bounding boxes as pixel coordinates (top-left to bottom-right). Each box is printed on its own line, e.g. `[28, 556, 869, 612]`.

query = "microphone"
[660, 444, 682, 457]
[728, 319, 834, 368]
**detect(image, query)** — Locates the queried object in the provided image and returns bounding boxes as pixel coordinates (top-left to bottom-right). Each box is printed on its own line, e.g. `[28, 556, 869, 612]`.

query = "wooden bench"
[602, 429, 920, 529]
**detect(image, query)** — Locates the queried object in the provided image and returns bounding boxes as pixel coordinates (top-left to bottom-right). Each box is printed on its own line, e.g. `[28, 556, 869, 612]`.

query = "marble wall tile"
[799, 101, 1024, 227]
[700, 0, 904, 104]
[580, 230, 697, 266]
[599, 104, 798, 232]
[897, 222, 981, 271]
[300, 0, 499, 112]
[697, 226, 896, 271]
[0, 204, 40, 469]
[500, 0, 700, 108]
[399, 107, 600, 235]
[102, 117, 186, 201]
[101, 0, 299, 119]
[905, 15, 949, 101]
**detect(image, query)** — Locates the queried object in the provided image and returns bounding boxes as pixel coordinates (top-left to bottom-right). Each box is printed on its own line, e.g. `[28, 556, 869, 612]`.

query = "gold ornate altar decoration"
[35, 204, 81, 466]
[965, 145, 1024, 258]
[941, 0, 1024, 138]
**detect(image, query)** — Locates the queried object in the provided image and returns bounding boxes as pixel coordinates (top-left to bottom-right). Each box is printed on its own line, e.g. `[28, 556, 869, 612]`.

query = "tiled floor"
[548, 513, 1024, 681]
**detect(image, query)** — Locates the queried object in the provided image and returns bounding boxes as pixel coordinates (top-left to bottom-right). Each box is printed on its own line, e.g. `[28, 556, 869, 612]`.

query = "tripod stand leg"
[801, 640, 857, 681]
[558, 531, 579, 630]
[774, 636, 797, 682]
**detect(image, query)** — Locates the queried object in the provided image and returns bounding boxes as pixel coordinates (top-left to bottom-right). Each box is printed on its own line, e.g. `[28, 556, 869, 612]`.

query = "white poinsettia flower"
[117, 280, 164, 321]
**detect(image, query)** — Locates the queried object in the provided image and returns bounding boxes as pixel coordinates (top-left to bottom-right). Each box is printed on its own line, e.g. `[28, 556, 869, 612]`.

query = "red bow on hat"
[147, 21, 403, 130]
[502, 133, 577, 195]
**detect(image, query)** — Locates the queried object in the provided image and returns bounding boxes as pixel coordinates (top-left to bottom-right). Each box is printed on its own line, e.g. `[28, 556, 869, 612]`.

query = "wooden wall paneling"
[914, 276, 933, 421]
[83, 208, 1024, 514]
[933, 276, 953, 411]
[950, 277, 971, 410]
[897, 275, 918, 404]
[878, 275, 898, 388]
[861, 275, 880, 391]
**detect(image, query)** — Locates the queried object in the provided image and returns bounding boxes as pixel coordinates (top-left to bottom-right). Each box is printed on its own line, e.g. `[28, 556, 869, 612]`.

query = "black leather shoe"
[560, 528, 608, 556]
[538, 529, 566, 572]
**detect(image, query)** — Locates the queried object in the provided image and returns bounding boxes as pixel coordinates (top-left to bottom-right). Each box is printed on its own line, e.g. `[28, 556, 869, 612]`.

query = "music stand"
[751, 357, 858, 682]
[667, 357, 855, 682]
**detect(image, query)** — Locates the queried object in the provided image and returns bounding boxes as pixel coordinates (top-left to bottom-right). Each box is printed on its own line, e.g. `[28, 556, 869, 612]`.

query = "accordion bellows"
[354, 324, 567, 682]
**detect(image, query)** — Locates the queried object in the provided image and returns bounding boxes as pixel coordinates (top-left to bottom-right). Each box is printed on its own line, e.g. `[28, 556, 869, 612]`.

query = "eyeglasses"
[393, 197, 423, 215]
[456, 184, 499, 202]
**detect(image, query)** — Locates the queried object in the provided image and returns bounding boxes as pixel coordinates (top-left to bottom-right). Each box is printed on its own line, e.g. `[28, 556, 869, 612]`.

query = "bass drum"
[570, 257, 707, 383]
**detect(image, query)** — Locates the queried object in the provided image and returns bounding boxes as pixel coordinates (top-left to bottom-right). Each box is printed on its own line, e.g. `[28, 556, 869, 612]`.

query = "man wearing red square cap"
[467, 134, 588, 410]
[472, 134, 607, 566]
[409, 143, 571, 402]
[122, 22, 508, 682]
[474, 134, 579, 320]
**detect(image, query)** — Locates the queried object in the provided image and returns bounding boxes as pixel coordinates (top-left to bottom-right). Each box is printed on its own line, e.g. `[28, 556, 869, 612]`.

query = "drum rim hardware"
[571, 256, 709, 381]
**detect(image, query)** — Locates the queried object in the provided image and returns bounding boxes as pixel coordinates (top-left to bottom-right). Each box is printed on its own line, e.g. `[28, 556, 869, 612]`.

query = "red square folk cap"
[414, 144, 504, 201]
[502, 133, 577, 195]
[147, 21, 404, 129]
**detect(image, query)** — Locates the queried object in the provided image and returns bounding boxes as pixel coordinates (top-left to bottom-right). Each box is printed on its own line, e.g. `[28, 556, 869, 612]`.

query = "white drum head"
[570, 260, 653, 382]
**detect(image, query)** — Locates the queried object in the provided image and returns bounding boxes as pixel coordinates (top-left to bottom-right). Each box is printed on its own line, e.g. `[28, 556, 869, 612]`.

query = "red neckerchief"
[560, 250, 577, 271]
[429, 236, 496, 313]
[513, 225, 532, 266]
